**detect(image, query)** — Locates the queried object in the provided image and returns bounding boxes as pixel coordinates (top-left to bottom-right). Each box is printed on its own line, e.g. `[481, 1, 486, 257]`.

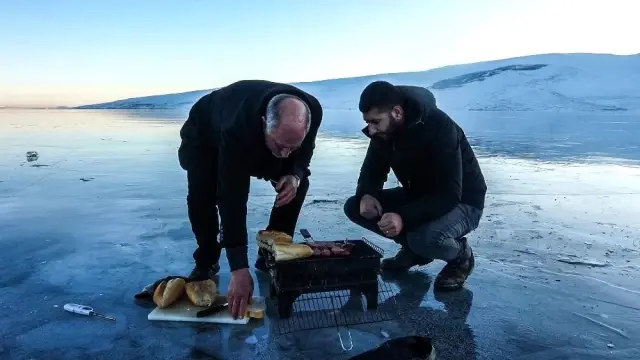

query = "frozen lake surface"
[1, 109, 639, 359]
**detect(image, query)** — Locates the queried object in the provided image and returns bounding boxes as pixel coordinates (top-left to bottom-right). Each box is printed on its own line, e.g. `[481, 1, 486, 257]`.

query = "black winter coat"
[179, 80, 323, 270]
[355, 86, 486, 230]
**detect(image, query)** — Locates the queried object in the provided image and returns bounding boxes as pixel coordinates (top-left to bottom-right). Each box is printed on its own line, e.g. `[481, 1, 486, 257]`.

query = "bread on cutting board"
[153, 278, 186, 308]
[185, 279, 217, 307]
[215, 295, 266, 319]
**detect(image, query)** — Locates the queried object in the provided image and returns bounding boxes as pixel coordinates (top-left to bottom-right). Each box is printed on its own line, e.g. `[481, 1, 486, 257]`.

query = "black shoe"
[381, 247, 433, 272]
[254, 255, 268, 272]
[434, 239, 475, 292]
[189, 263, 220, 281]
[357, 336, 435, 360]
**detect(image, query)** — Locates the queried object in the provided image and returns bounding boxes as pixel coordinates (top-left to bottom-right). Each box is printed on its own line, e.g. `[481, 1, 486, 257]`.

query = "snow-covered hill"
[77, 53, 640, 112]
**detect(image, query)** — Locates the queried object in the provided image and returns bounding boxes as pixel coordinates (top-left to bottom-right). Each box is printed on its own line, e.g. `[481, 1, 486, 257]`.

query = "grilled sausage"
[331, 247, 348, 256]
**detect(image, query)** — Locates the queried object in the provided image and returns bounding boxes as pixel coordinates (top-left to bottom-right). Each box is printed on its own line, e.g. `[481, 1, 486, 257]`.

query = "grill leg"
[269, 283, 277, 299]
[277, 290, 300, 319]
[360, 282, 379, 310]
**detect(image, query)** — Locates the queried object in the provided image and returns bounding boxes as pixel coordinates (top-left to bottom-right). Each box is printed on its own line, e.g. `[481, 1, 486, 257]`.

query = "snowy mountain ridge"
[77, 53, 640, 112]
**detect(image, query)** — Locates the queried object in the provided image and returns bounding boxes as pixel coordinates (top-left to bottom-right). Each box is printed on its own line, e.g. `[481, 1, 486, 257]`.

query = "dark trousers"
[179, 145, 310, 268]
[343, 187, 483, 261]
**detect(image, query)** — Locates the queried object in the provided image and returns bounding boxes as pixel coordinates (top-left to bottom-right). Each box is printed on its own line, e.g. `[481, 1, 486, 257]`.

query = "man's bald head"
[263, 94, 312, 158]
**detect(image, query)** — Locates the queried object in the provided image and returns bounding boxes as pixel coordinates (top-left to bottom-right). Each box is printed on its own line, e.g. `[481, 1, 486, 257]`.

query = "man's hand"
[359, 194, 383, 220]
[228, 268, 254, 319]
[378, 212, 404, 237]
[274, 175, 299, 207]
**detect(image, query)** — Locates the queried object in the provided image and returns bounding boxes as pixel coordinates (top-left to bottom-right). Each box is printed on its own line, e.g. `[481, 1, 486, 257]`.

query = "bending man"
[178, 80, 323, 317]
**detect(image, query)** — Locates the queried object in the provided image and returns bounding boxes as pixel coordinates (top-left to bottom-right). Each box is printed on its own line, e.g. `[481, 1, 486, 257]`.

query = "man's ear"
[391, 106, 404, 120]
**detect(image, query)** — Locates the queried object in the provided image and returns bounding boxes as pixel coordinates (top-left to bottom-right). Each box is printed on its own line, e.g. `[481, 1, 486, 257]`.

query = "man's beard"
[375, 119, 400, 139]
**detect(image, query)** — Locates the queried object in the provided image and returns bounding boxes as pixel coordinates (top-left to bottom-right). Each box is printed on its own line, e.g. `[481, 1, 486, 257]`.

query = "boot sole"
[381, 261, 432, 273]
[189, 264, 220, 281]
[381, 257, 433, 270]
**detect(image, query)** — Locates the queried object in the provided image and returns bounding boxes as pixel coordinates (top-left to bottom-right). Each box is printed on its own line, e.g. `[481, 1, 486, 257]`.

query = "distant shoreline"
[0, 106, 72, 110]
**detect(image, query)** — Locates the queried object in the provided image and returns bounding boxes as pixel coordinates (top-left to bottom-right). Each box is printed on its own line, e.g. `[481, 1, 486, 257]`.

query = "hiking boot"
[188, 263, 220, 281]
[381, 247, 433, 272]
[434, 239, 475, 291]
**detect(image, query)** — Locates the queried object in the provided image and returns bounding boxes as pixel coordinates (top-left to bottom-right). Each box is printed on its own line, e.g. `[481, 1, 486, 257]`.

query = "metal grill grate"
[272, 279, 398, 335]
[361, 236, 384, 256]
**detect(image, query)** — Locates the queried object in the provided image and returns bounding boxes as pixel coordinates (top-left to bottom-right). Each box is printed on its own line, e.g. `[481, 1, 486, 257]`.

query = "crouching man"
[178, 80, 322, 317]
[344, 81, 487, 291]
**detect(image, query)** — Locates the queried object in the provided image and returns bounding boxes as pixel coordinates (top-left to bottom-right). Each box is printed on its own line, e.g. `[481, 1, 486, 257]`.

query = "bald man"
[178, 80, 323, 318]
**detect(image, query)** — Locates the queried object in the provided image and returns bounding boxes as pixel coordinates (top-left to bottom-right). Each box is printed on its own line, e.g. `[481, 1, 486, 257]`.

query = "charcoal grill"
[267, 229, 384, 318]
[264, 229, 398, 349]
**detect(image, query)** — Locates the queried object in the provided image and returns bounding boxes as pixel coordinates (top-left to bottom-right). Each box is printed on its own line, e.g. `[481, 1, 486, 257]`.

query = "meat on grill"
[309, 242, 354, 257]
[330, 247, 348, 256]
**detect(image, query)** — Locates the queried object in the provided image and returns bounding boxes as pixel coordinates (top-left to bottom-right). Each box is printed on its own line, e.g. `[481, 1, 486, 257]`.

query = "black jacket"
[180, 80, 323, 271]
[355, 86, 486, 230]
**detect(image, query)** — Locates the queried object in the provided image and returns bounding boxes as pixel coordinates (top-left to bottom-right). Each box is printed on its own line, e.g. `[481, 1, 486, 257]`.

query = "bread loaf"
[185, 279, 217, 307]
[256, 230, 293, 250]
[152, 277, 186, 308]
[273, 243, 313, 262]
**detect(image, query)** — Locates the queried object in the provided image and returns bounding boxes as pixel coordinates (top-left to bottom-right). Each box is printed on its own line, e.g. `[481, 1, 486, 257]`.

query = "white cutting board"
[148, 296, 265, 325]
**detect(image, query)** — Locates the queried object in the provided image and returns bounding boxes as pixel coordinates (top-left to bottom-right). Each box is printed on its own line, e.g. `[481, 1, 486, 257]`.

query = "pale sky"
[0, 0, 638, 107]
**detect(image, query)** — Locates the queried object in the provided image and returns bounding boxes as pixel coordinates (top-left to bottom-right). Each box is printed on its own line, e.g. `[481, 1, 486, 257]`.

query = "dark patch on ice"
[589, 296, 640, 311]
[27, 163, 50, 167]
[574, 312, 629, 338]
[488, 200, 523, 208]
[431, 64, 548, 89]
[305, 199, 340, 206]
[26, 151, 39, 162]
[139, 231, 162, 241]
[514, 249, 537, 255]
[138, 224, 192, 242]
[556, 257, 611, 267]
[0, 272, 32, 288]
[79, 177, 94, 182]
[596, 221, 619, 227]
[0, 236, 68, 287]
[167, 226, 192, 242]
[190, 348, 225, 359]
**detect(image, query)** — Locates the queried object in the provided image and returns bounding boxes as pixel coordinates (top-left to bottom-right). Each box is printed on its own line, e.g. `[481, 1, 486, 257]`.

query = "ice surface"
[76, 53, 640, 113]
[1, 109, 639, 359]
